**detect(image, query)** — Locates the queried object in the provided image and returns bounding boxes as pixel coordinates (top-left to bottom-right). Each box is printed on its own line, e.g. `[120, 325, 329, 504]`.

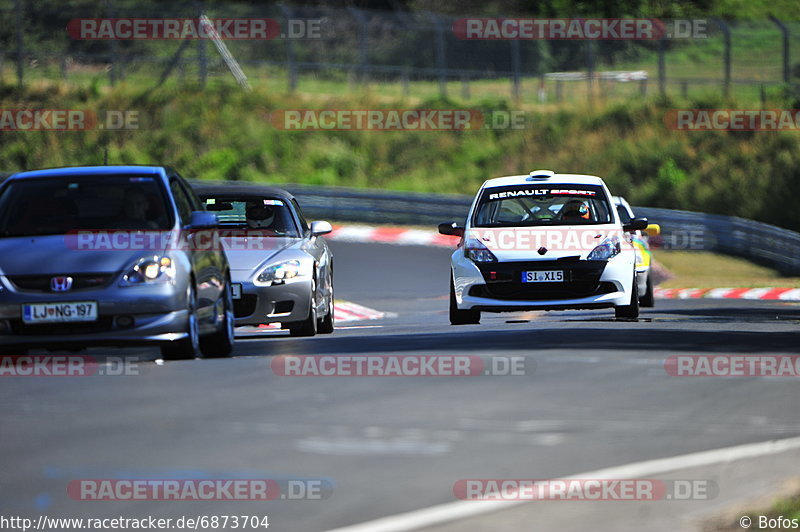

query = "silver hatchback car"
[0, 166, 234, 359]
[194, 185, 334, 337]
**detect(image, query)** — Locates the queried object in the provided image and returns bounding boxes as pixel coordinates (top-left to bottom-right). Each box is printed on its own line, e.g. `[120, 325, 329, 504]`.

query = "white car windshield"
[473, 185, 614, 227]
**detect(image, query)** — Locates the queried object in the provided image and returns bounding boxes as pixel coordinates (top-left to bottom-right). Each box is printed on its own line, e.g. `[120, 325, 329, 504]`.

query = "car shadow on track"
[656, 305, 800, 322]
[232, 326, 800, 358]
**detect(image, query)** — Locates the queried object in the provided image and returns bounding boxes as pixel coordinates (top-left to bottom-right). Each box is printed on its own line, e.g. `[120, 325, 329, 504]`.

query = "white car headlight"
[587, 236, 621, 261]
[120, 256, 176, 286]
[256, 259, 305, 285]
[464, 238, 497, 263]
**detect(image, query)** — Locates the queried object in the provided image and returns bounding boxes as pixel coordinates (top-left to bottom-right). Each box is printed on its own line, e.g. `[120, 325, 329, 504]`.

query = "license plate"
[232, 284, 242, 300]
[22, 301, 98, 324]
[521, 270, 564, 283]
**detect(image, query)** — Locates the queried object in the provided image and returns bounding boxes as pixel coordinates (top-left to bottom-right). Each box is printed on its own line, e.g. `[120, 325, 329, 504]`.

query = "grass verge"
[654, 250, 800, 288]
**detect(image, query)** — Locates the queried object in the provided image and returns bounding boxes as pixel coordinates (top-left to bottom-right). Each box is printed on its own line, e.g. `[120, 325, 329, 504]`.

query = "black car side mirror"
[438, 222, 465, 237]
[623, 217, 648, 232]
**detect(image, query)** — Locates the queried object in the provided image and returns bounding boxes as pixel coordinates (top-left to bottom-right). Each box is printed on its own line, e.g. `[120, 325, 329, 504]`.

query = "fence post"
[658, 37, 666, 97]
[538, 74, 546, 103]
[196, 1, 207, 86]
[586, 41, 594, 102]
[511, 39, 521, 102]
[461, 73, 470, 100]
[429, 13, 448, 98]
[712, 19, 731, 96]
[280, 4, 297, 93]
[105, 0, 118, 85]
[14, 0, 23, 88]
[347, 7, 369, 85]
[402, 67, 410, 98]
[768, 15, 790, 84]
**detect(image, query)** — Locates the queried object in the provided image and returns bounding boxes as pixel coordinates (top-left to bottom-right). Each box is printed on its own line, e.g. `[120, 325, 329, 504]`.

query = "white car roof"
[482, 173, 607, 189]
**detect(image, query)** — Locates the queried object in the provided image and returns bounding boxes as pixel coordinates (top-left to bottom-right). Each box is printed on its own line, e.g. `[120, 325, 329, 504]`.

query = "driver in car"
[245, 201, 278, 232]
[117, 188, 159, 230]
[558, 199, 592, 222]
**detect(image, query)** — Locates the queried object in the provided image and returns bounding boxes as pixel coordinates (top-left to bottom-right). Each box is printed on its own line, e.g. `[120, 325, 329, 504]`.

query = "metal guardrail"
[279, 183, 800, 275]
[634, 206, 800, 275]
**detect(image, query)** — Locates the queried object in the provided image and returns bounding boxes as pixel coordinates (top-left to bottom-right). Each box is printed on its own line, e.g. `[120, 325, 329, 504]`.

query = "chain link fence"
[1, 1, 798, 102]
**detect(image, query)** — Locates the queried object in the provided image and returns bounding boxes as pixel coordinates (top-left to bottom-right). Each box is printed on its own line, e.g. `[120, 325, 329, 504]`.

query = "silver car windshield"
[0, 175, 173, 237]
[473, 185, 613, 227]
[203, 197, 300, 237]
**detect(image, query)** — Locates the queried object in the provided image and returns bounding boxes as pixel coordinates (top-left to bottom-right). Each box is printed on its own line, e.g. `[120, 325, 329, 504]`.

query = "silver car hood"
[224, 237, 304, 272]
[0, 235, 167, 276]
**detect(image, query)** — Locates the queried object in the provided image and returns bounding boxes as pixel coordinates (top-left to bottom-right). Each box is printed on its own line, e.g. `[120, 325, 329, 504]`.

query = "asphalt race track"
[2, 240, 800, 531]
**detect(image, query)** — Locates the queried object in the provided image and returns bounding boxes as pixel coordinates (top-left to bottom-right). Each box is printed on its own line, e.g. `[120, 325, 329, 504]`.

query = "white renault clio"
[439, 170, 648, 324]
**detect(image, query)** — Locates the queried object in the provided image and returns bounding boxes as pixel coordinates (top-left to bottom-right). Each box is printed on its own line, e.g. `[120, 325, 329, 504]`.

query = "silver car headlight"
[587, 236, 621, 261]
[255, 259, 305, 286]
[120, 256, 176, 286]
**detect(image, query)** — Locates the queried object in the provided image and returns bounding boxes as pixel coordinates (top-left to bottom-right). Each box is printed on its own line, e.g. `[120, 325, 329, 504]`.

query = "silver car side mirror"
[310, 220, 333, 236]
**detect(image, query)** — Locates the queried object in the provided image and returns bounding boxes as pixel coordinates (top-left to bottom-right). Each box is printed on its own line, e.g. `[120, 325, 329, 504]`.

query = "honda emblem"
[51, 276, 73, 292]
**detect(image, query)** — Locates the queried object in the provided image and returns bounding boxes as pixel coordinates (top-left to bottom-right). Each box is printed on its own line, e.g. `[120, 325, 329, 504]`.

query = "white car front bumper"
[451, 249, 635, 312]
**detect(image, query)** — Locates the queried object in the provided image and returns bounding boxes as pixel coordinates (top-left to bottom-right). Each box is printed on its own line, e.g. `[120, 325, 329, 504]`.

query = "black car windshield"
[203, 197, 300, 237]
[473, 184, 613, 227]
[0, 175, 173, 237]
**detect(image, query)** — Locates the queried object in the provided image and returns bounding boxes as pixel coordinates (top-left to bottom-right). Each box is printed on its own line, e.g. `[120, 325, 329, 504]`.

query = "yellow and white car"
[612, 196, 660, 307]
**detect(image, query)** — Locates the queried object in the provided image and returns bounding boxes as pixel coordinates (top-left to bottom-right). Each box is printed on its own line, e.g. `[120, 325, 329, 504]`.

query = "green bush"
[1, 81, 799, 231]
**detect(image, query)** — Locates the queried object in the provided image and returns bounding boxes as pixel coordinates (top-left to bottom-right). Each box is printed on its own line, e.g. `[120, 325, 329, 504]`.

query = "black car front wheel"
[615, 273, 640, 319]
[450, 276, 480, 325]
[639, 273, 655, 308]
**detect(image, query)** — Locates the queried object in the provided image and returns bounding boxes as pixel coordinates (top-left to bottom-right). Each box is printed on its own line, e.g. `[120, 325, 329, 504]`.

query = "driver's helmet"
[245, 201, 276, 229]
[560, 200, 591, 221]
